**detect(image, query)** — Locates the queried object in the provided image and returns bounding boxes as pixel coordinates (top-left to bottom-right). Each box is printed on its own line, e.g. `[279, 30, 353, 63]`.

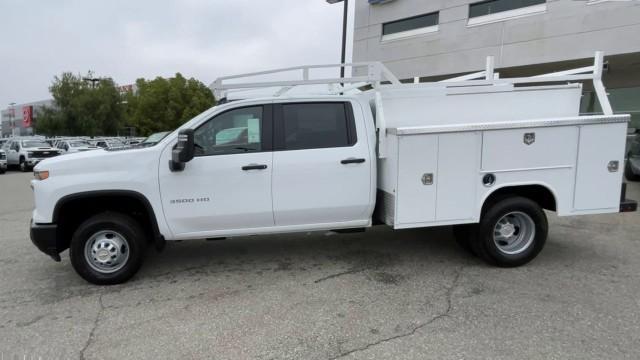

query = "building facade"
[353, 0, 640, 128]
[1, 99, 53, 137]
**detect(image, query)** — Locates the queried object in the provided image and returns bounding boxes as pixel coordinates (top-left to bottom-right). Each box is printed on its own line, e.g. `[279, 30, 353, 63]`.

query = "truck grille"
[32, 151, 58, 158]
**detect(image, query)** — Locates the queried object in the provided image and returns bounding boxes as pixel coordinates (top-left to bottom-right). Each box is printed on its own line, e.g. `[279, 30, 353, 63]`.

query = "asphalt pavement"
[1, 170, 639, 360]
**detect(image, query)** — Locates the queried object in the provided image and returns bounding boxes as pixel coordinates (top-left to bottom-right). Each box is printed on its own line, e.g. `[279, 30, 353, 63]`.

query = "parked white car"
[30, 53, 637, 285]
[0, 148, 6, 174]
[56, 140, 100, 154]
[6, 139, 61, 172]
[90, 138, 126, 150]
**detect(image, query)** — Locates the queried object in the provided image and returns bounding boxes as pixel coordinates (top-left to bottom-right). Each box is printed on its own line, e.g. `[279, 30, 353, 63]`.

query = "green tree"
[125, 73, 215, 136]
[37, 72, 125, 136]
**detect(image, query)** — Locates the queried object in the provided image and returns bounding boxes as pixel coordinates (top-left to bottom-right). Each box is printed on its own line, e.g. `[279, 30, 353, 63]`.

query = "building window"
[382, 12, 439, 41]
[468, 0, 546, 26]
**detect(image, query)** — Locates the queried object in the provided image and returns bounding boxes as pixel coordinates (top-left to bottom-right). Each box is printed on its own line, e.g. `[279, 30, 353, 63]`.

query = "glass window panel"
[383, 12, 439, 36]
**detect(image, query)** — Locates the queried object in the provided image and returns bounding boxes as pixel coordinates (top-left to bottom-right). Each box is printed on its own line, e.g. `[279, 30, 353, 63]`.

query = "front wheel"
[70, 212, 146, 285]
[473, 197, 548, 267]
[19, 159, 29, 172]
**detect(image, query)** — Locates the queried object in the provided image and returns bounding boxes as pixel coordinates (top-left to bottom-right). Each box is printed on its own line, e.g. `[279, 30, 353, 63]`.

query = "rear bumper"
[620, 183, 638, 213]
[30, 220, 62, 262]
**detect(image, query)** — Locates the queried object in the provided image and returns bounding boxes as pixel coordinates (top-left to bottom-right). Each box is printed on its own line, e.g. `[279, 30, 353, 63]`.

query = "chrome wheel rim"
[493, 212, 536, 255]
[84, 230, 130, 274]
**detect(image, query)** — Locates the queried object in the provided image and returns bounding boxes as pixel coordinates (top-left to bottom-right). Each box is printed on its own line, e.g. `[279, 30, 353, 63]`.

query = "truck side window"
[194, 106, 263, 156]
[281, 103, 355, 150]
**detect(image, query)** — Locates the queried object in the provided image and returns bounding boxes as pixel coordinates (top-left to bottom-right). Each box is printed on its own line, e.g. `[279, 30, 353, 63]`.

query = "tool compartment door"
[573, 123, 626, 211]
[396, 135, 438, 225]
[481, 126, 578, 171]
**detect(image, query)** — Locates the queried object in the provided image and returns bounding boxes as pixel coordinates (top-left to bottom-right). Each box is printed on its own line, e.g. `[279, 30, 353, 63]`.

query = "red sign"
[23, 106, 33, 127]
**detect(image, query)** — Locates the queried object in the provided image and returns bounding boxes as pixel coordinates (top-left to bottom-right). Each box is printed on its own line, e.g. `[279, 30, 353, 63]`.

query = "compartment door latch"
[524, 132, 536, 145]
[422, 173, 434, 186]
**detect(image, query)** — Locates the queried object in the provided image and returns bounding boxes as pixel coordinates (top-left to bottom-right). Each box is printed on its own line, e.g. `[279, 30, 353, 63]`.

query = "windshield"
[143, 132, 170, 144]
[23, 141, 50, 148]
[70, 141, 91, 147]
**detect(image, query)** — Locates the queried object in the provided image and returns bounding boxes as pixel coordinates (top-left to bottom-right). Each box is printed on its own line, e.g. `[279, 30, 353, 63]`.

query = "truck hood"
[33, 147, 157, 174]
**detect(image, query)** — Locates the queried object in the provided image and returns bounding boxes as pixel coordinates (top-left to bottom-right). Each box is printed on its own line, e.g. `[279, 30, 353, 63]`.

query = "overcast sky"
[0, 0, 353, 106]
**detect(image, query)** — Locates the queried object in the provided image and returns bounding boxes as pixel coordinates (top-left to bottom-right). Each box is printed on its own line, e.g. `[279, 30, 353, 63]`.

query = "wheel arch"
[53, 190, 165, 252]
[480, 183, 558, 217]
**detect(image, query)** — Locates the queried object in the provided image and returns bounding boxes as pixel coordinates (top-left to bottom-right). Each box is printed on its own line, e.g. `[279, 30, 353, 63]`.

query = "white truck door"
[272, 102, 372, 227]
[8, 141, 19, 164]
[159, 105, 275, 237]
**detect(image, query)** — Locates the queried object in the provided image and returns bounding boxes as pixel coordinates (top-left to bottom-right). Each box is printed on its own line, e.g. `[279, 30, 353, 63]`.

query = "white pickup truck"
[30, 53, 637, 285]
[6, 138, 61, 172]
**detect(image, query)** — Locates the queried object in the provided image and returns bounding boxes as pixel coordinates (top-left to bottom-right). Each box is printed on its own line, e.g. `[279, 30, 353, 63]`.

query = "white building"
[353, 0, 640, 129]
[1, 99, 53, 137]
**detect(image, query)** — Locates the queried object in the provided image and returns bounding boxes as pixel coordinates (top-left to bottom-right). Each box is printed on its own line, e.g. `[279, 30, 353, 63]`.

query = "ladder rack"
[210, 62, 401, 100]
[210, 52, 613, 158]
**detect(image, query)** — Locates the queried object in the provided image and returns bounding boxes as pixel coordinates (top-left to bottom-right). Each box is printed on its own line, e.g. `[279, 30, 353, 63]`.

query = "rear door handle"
[341, 158, 366, 165]
[242, 164, 268, 171]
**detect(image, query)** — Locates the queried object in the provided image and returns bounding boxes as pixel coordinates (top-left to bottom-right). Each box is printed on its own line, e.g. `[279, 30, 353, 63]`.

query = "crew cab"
[30, 53, 637, 285]
[6, 139, 60, 172]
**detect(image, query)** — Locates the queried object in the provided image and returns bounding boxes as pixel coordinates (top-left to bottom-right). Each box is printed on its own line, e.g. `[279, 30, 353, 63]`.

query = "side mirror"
[170, 129, 195, 172]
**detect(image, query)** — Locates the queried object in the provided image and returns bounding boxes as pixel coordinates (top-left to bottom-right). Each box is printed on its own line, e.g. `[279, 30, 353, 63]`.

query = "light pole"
[8, 102, 16, 135]
[83, 77, 101, 88]
[326, 0, 349, 79]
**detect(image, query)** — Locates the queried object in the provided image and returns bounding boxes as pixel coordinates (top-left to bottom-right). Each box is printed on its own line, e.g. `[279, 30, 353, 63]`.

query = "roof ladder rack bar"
[210, 62, 401, 100]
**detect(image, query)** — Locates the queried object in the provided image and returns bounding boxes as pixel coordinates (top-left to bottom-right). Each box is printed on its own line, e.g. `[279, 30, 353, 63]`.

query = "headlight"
[27, 151, 34, 157]
[34, 170, 50, 181]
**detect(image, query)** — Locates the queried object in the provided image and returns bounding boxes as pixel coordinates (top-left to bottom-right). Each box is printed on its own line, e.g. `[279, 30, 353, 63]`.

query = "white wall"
[353, 0, 640, 79]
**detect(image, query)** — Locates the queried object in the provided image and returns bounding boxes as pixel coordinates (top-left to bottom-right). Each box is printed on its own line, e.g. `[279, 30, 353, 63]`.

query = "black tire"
[0, 167, 5, 174]
[625, 159, 640, 181]
[19, 158, 28, 172]
[474, 196, 548, 267]
[70, 212, 146, 285]
[453, 224, 478, 256]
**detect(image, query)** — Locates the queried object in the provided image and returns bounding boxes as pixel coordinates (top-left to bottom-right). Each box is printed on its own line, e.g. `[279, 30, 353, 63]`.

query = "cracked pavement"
[1, 172, 640, 359]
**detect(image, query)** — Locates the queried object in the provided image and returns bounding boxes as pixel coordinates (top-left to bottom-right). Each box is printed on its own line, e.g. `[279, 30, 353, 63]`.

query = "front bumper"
[26, 159, 42, 166]
[30, 220, 62, 262]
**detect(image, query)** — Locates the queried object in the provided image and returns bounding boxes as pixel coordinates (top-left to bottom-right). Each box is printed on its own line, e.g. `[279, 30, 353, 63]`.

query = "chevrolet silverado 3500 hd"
[30, 53, 637, 284]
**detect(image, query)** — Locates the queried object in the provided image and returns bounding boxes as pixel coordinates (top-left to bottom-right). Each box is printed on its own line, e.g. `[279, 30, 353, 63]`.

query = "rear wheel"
[70, 212, 146, 285]
[473, 197, 548, 267]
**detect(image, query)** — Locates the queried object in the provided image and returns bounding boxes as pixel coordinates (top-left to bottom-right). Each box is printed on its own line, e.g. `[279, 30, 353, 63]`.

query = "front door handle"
[341, 158, 366, 165]
[242, 164, 268, 171]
